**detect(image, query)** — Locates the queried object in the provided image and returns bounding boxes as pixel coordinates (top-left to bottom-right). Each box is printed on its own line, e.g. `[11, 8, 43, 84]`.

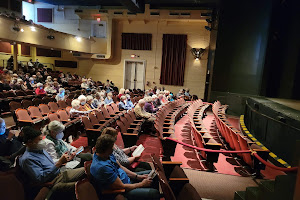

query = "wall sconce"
[12, 22, 20, 32]
[191, 48, 205, 60]
[47, 29, 55, 40]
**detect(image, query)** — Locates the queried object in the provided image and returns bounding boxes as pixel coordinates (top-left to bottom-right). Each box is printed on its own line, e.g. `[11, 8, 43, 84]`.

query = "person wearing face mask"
[55, 88, 66, 102]
[19, 126, 85, 200]
[78, 95, 92, 111]
[42, 121, 92, 168]
[118, 95, 130, 111]
[69, 99, 93, 118]
[35, 83, 47, 96]
[0, 118, 24, 170]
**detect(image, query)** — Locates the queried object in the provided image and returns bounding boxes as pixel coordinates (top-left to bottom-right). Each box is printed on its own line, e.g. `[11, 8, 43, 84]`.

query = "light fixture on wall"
[47, 29, 55, 40]
[75, 36, 82, 42]
[12, 22, 20, 32]
[30, 26, 36, 32]
[191, 48, 205, 60]
[97, 17, 101, 22]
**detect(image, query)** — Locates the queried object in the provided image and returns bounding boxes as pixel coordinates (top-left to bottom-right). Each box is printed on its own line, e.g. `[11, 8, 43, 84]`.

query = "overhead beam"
[119, 0, 145, 13]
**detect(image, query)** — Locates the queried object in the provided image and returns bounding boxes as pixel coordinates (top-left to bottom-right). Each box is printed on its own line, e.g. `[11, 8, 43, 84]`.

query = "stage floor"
[268, 98, 300, 112]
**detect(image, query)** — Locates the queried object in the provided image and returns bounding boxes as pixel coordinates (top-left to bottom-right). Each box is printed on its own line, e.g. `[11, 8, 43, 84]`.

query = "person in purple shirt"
[19, 126, 85, 200]
[144, 96, 158, 113]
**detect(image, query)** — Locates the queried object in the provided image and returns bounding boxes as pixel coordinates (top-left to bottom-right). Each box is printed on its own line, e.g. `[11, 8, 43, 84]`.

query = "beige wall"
[76, 20, 210, 98]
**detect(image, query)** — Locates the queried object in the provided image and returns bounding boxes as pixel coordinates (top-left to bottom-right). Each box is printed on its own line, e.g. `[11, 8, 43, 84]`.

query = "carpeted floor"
[183, 168, 260, 200]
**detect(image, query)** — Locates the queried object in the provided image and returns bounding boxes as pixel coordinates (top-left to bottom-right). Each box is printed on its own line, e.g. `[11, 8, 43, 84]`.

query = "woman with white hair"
[91, 92, 105, 109]
[35, 83, 46, 95]
[86, 95, 94, 109]
[118, 88, 125, 99]
[69, 99, 93, 118]
[78, 95, 93, 111]
[118, 95, 129, 111]
[42, 121, 92, 168]
[55, 88, 66, 102]
[104, 92, 114, 105]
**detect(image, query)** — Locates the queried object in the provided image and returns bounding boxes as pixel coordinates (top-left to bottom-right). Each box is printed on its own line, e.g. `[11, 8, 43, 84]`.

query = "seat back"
[82, 117, 94, 129]
[15, 108, 32, 121]
[48, 102, 59, 112]
[48, 113, 60, 122]
[150, 154, 164, 173]
[32, 98, 43, 106]
[106, 105, 115, 115]
[101, 108, 110, 118]
[21, 100, 33, 109]
[15, 90, 27, 97]
[75, 179, 99, 200]
[84, 160, 92, 180]
[65, 98, 72, 106]
[157, 170, 176, 200]
[42, 96, 53, 104]
[95, 110, 105, 121]
[89, 113, 99, 125]
[237, 134, 252, 166]
[57, 109, 70, 121]
[9, 101, 22, 112]
[38, 104, 51, 115]
[57, 100, 67, 109]
[66, 106, 72, 115]
[111, 103, 119, 112]
[28, 106, 43, 118]
[0, 173, 25, 200]
[116, 120, 126, 133]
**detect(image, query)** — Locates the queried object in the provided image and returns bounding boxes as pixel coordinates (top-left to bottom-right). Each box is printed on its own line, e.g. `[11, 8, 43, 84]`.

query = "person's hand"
[57, 154, 69, 166]
[140, 178, 152, 188]
[131, 145, 138, 151]
[7, 131, 15, 140]
[134, 155, 141, 161]
[137, 174, 148, 181]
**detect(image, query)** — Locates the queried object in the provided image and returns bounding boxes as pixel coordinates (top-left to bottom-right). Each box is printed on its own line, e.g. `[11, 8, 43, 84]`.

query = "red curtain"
[160, 34, 187, 86]
[122, 33, 152, 50]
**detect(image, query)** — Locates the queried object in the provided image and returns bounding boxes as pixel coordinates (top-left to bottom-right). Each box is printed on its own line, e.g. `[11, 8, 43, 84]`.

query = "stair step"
[259, 180, 275, 192]
[234, 191, 246, 200]
[246, 187, 260, 200]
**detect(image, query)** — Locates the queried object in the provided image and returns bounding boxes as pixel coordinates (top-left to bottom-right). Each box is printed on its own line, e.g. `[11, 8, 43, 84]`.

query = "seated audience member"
[134, 99, 156, 136]
[81, 78, 89, 90]
[42, 121, 92, 168]
[35, 83, 47, 96]
[126, 94, 134, 109]
[29, 77, 36, 88]
[44, 83, 56, 94]
[91, 92, 105, 109]
[53, 81, 60, 93]
[102, 127, 151, 171]
[55, 88, 66, 102]
[0, 118, 25, 170]
[105, 92, 114, 105]
[191, 95, 198, 101]
[90, 134, 159, 200]
[176, 89, 184, 98]
[86, 95, 94, 109]
[19, 79, 28, 91]
[78, 95, 92, 111]
[69, 99, 93, 118]
[19, 126, 85, 200]
[167, 93, 175, 102]
[144, 96, 158, 113]
[119, 96, 130, 111]
[185, 88, 190, 96]
[118, 88, 125, 99]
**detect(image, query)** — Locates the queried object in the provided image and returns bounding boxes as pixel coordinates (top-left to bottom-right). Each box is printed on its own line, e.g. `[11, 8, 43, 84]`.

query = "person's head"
[71, 99, 81, 110]
[59, 88, 65, 95]
[152, 95, 158, 100]
[23, 126, 45, 150]
[126, 94, 131, 100]
[0, 118, 6, 135]
[144, 96, 152, 103]
[119, 88, 125, 95]
[53, 81, 59, 87]
[37, 83, 43, 89]
[86, 95, 93, 104]
[42, 121, 65, 140]
[125, 89, 130, 94]
[78, 95, 87, 105]
[107, 92, 113, 98]
[95, 134, 116, 159]
[158, 94, 163, 100]
[95, 92, 101, 100]
[138, 99, 146, 107]
[120, 95, 126, 102]
[101, 127, 118, 140]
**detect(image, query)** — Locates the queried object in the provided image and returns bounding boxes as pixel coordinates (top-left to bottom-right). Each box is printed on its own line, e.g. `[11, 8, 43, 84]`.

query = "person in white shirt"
[42, 120, 92, 168]
[55, 88, 66, 102]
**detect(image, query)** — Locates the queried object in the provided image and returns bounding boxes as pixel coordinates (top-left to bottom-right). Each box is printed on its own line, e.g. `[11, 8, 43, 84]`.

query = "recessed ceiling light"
[20, 28, 24, 32]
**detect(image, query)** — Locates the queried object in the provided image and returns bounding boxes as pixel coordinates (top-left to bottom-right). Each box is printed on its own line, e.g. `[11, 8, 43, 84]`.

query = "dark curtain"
[160, 34, 187, 86]
[21, 45, 30, 56]
[122, 33, 152, 50]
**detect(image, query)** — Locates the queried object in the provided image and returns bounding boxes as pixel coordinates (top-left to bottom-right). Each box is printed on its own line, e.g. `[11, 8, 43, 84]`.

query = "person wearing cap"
[19, 126, 85, 199]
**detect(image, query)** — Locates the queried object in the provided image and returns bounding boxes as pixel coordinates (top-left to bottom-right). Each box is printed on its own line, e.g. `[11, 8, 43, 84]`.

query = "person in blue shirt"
[19, 126, 85, 200]
[105, 92, 114, 105]
[126, 94, 134, 109]
[119, 96, 131, 111]
[90, 134, 160, 200]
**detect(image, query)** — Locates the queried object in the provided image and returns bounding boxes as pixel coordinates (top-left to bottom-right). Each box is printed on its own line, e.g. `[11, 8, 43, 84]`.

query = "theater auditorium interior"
[0, 0, 299, 199]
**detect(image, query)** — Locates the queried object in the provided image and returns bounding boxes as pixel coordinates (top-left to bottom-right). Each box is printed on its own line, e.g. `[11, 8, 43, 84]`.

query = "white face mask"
[56, 132, 64, 140]
[36, 139, 47, 150]
[81, 101, 86, 105]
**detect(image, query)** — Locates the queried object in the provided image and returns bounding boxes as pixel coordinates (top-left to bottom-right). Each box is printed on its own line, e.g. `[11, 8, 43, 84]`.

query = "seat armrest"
[102, 189, 125, 194]
[123, 132, 138, 136]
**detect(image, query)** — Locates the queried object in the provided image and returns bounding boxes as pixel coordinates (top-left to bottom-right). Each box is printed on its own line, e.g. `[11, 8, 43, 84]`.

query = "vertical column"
[13, 43, 18, 71]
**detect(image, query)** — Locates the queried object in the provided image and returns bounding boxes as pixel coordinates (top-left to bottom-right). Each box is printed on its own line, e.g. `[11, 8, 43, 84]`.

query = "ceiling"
[33, 0, 220, 9]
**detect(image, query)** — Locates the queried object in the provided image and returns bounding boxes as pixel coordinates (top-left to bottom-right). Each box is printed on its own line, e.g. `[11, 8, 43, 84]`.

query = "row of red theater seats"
[187, 99, 222, 170]
[212, 101, 269, 171]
